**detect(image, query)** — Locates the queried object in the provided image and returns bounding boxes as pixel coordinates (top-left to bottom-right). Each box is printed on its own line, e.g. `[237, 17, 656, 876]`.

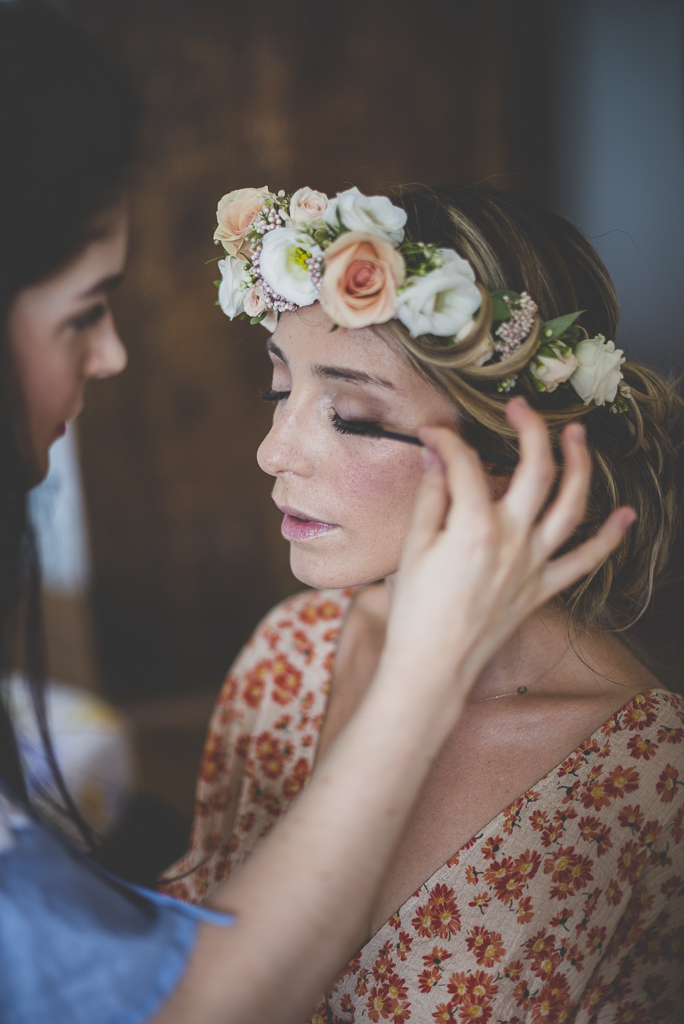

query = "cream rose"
[217, 256, 249, 318]
[323, 187, 407, 246]
[530, 344, 579, 393]
[319, 231, 405, 329]
[396, 249, 481, 338]
[569, 335, 625, 405]
[259, 227, 321, 306]
[244, 285, 266, 318]
[214, 186, 270, 258]
[290, 187, 328, 224]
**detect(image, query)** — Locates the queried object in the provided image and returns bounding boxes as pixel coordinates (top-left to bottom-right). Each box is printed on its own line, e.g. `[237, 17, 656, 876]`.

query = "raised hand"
[383, 397, 635, 703]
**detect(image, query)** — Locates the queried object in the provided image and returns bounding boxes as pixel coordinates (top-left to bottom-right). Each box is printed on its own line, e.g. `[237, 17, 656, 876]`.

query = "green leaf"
[329, 323, 339, 333]
[542, 310, 584, 341]
[491, 297, 512, 322]
[213, 280, 221, 288]
[490, 289, 520, 302]
[250, 313, 267, 325]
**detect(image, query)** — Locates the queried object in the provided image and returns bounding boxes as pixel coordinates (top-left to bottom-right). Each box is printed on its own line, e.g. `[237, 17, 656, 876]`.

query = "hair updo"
[379, 185, 684, 677]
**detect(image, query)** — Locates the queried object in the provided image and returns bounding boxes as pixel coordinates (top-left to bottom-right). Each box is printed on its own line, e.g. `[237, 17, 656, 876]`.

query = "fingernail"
[422, 447, 440, 470]
[569, 423, 586, 443]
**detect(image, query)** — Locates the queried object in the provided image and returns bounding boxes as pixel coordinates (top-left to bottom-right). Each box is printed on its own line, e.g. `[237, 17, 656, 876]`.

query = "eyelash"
[71, 303, 107, 331]
[259, 389, 383, 439]
[260, 389, 290, 402]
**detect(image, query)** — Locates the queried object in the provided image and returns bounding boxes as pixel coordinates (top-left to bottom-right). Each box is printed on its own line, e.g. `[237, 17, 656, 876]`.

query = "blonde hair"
[380, 186, 684, 672]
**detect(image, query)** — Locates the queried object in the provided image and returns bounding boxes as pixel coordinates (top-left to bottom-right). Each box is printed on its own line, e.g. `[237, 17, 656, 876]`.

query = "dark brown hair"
[0, 0, 138, 834]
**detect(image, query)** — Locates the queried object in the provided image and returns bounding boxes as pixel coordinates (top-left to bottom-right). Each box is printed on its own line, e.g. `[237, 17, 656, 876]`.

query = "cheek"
[341, 447, 423, 533]
[10, 318, 76, 420]
[292, 444, 424, 588]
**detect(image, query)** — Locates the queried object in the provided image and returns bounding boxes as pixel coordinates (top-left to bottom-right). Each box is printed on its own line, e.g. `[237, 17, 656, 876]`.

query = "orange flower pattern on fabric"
[159, 590, 684, 1021]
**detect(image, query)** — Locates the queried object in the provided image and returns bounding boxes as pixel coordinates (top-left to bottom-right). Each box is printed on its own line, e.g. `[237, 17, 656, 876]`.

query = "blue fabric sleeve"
[0, 782, 234, 1024]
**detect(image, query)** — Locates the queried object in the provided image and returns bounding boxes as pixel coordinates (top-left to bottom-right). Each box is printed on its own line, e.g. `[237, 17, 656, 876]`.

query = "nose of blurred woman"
[85, 322, 128, 380]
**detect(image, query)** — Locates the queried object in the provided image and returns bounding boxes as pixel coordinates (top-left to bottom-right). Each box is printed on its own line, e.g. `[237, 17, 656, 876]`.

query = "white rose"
[396, 249, 481, 338]
[569, 335, 625, 405]
[323, 187, 406, 246]
[290, 187, 328, 224]
[530, 345, 579, 393]
[218, 256, 249, 318]
[259, 227, 321, 306]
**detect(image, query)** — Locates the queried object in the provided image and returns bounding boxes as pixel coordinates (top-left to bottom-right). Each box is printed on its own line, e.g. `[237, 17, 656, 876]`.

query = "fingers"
[502, 398, 556, 525]
[539, 507, 636, 603]
[401, 453, 449, 562]
[535, 422, 591, 557]
[418, 426, 492, 530]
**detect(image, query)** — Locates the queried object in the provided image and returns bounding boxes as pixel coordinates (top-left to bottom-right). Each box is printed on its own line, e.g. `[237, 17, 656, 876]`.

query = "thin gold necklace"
[467, 647, 570, 705]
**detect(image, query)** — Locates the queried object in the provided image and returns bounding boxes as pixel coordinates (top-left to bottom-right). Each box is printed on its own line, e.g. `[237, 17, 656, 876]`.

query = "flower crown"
[213, 185, 629, 411]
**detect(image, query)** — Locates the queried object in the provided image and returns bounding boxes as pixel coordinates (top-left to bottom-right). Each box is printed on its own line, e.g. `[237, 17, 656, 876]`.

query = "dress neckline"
[306, 592, 677, 939]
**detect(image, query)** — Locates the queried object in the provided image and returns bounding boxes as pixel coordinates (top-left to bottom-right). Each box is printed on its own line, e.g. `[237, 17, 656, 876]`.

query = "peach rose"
[319, 232, 405, 329]
[214, 186, 270, 257]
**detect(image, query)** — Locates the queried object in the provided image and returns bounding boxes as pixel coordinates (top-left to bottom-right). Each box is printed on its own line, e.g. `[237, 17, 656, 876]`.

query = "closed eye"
[71, 303, 108, 331]
[331, 411, 384, 438]
[260, 389, 290, 402]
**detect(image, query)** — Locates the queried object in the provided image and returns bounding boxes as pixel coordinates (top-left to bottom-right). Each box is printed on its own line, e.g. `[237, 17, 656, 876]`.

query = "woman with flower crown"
[161, 183, 684, 1022]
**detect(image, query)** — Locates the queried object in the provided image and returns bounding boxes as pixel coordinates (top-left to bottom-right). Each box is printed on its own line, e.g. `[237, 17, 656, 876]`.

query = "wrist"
[369, 654, 471, 733]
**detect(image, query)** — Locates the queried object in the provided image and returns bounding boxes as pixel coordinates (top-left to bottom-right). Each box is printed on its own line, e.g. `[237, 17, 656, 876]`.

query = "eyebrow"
[77, 272, 125, 300]
[266, 340, 395, 390]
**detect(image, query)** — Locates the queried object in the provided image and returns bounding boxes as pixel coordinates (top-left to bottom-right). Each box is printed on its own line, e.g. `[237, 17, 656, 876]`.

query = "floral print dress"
[160, 589, 684, 1023]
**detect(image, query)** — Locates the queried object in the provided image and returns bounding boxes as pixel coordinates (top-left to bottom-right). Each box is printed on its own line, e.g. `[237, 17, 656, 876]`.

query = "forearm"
[155, 660, 466, 1024]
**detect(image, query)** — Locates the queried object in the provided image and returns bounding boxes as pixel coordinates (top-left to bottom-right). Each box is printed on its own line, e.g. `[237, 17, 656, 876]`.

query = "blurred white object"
[4, 675, 134, 839]
[29, 420, 91, 595]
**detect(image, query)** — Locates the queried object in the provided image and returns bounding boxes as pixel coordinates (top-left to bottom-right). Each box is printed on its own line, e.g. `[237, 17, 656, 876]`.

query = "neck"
[384, 572, 578, 702]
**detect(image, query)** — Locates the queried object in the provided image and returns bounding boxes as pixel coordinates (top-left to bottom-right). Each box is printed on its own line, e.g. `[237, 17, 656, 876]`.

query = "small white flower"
[259, 227, 321, 306]
[396, 249, 481, 338]
[530, 344, 579, 393]
[261, 311, 278, 333]
[218, 256, 249, 318]
[290, 186, 328, 224]
[323, 187, 406, 246]
[569, 335, 625, 405]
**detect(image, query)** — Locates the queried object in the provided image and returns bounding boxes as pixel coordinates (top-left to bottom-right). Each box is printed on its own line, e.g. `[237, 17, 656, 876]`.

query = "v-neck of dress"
[307, 591, 674, 941]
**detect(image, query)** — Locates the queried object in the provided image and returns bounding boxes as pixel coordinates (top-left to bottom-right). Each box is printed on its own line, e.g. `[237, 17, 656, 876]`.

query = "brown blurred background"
[36, 0, 684, 875]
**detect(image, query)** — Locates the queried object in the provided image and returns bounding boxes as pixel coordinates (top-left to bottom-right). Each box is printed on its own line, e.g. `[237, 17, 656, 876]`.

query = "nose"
[257, 400, 316, 480]
[84, 320, 128, 380]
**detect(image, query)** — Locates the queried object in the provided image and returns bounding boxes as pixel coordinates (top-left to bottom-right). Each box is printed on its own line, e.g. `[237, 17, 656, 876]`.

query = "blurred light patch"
[554, 0, 684, 368]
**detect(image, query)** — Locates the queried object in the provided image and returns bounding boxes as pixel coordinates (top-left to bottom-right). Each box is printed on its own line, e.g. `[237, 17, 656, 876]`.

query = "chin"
[289, 547, 395, 591]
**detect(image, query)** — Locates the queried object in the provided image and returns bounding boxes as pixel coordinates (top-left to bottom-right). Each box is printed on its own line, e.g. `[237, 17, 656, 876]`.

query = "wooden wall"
[67, 0, 553, 701]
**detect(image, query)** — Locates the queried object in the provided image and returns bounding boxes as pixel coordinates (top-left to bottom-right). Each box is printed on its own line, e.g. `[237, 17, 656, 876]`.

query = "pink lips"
[275, 503, 339, 542]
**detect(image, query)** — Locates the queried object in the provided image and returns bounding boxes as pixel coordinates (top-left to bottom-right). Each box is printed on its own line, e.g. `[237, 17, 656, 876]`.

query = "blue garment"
[0, 781, 234, 1024]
